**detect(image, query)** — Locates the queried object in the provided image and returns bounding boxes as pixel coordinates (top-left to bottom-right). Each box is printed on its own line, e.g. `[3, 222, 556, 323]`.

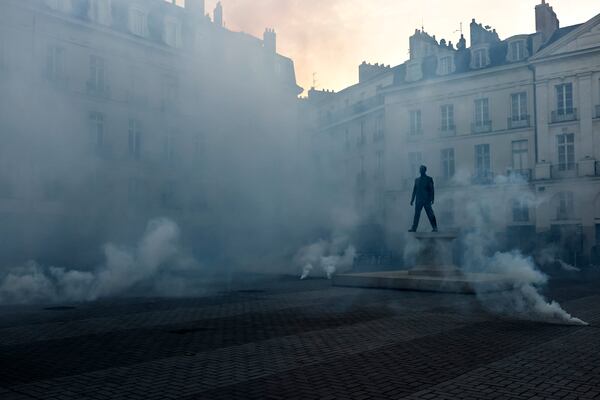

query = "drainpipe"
[528, 64, 539, 164]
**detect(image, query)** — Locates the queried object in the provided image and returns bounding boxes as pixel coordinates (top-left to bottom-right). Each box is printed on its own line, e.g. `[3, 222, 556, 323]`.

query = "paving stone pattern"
[0, 278, 599, 399]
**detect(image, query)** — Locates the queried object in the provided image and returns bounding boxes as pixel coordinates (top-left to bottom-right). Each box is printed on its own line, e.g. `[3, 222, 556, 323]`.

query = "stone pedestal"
[333, 231, 510, 294]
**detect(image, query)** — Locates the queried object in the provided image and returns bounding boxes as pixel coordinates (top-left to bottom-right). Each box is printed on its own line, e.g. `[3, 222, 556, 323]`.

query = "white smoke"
[536, 246, 581, 272]
[0, 218, 197, 304]
[445, 170, 588, 326]
[296, 237, 356, 279]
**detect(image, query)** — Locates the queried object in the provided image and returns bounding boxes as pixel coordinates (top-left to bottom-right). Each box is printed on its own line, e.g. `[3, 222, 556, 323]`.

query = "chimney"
[214, 1, 223, 27]
[185, 0, 205, 19]
[536, 0, 560, 43]
[263, 28, 276, 53]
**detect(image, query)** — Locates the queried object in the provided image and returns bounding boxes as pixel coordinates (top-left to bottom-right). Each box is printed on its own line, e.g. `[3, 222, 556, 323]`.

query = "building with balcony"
[0, 0, 302, 265]
[309, 1, 600, 265]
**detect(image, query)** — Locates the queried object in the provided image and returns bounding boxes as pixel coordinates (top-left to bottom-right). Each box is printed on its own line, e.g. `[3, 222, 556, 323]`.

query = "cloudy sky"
[194, 0, 598, 94]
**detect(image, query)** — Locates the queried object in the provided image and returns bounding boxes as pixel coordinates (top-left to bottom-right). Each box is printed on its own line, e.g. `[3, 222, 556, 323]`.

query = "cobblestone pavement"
[0, 277, 599, 399]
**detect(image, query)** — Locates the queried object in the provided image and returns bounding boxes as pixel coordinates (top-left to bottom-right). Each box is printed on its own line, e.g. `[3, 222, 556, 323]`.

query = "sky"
[191, 0, 599, 94]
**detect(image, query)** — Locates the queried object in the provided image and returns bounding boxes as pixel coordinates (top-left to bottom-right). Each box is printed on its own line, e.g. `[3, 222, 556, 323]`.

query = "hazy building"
[309, 1, 600, 265]
[0, 0, 302, 265]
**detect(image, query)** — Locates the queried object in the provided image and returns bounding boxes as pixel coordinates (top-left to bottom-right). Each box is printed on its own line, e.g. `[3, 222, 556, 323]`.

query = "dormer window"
[45, 0, 71, 13]
[437, 55, 454, 76]
[89, 0, 111, 26]
[128, 6, 148, 37]
[508, 40, 527, 62]
[471, 48, 489, 69]
[164, 17, 182, 48]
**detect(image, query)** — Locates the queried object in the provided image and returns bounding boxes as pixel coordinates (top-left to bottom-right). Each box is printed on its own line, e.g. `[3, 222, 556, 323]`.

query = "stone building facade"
[309, 1, 600, 266]
[0, 0, 302, 265]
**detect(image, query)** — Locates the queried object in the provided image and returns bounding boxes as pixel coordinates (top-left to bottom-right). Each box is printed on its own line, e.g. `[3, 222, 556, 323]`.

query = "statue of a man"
[409, 165, 438, 232]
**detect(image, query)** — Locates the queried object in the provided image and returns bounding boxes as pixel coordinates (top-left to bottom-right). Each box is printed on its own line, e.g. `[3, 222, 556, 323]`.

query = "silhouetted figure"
[409, 165, 438, 232]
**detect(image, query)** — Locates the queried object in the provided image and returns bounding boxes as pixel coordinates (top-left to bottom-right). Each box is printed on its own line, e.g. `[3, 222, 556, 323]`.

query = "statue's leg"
[412, 204, 423, 230]
[424, 204, 438, 230]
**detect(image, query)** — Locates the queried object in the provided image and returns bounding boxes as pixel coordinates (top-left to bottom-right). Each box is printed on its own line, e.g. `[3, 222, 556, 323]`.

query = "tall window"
[359, 120, 366, 145]
[474, 144, 491, 178]
[474, 98, 490, 126]
[88, 55, 107, 94]
[556, 192, 575, 220]
[89, 0, 111, 25]
[557, 133, 575, 171]
[511, 92, 528, 121]
[509, 40, 526, 61]
[46, 45, 65, 82]
[89, 112, 105, 152]
[441, 148, 455, 179]
[441, 104, 454, 133]
[511, 140, 529, 171]
[409, 110, 422, 136]
[128, 119, 142, 160]
[374, 115, 384, 141]
[472, 49, 487, 68]
[164, 130, 176, 164]
[164, 17, 182, 48]
[408, 152, 422, 177]
[556, 83, 574, 115]
[376, 150, 384, 174]
[438, 56, 452, 75]
[512, 199, 529, 222]
[129, 6, 148, 37]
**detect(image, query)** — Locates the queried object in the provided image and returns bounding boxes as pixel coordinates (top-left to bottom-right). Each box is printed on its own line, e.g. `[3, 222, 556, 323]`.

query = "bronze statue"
[409, 165, 438, 232]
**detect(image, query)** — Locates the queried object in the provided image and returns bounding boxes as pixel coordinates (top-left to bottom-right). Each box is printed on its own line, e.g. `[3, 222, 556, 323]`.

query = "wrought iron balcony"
[471, 170, 495, 185]
[471, 121, 492, 134]
[551, 163, 578, 179]
[506, 169, 532, 182]
[508, 115, 530, 129]
[440, 125, 456, 136]
[551, 108, 578, 123]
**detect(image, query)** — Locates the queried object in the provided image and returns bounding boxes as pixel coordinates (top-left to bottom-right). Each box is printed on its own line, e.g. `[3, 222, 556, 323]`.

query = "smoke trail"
[446, 171, 588, 326]
[296, 237, 356, 279]
[0, 218, 196, 304]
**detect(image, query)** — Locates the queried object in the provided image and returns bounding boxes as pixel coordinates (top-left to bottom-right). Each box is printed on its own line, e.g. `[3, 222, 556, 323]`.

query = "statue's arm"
[430, 178, 435, 204]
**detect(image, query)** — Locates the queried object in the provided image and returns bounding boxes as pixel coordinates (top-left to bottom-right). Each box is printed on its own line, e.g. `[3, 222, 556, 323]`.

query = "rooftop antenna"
[454, 22, 463, 35]
[312, 72, 318, 89]
[421, 17, 425, 32]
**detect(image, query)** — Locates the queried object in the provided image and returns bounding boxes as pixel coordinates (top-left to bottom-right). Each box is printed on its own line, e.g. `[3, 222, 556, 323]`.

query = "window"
[475, 144, 491, 179]
[556, 83, 574, 115]
[164, 17, 182, 48]
[45, 45, 65, 82]
[472, 48, 488, 68]
[89, 112, 105, 152]
[128, 119, 142, 160]
[557, 133, 575, 171]
[441, 104, 454, 133]
[88, 55, 107, 94]
[374, 115, 384, 141]
[441, 148, 455, 180]
[512, 140, 529, 171]
[509, 40, 526, 61]
[474, 99, 490, 126]
[408, 152, 422, 177]
[438, 56, 453, 75]
[556, 192, 575, 220]
[376, 150, 384, 175]
[358, 120, 366, 145]
[344, 128, 350, 149]
[409, 110, 422, 136]
[89, 0, 111, 25]
[512, 199, 529, 222]
[511, 92, 528, 121]
[129, 6, 148, 37]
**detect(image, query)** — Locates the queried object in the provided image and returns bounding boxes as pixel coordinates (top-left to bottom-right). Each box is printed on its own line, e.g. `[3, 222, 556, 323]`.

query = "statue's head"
[419, 165, 427, 175]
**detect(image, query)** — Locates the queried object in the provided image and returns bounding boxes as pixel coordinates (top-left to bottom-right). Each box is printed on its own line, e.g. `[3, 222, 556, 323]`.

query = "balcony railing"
[551, 108, 578, 123]
[471, 171, 495, 185]
[440, 125, 456, 136]
[595, 105, 600, 119]
[551, 163, 578, 179]
[508, 115, 530, 129]
[472, 121, 492, 134]
[506, 169, 532, 182]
